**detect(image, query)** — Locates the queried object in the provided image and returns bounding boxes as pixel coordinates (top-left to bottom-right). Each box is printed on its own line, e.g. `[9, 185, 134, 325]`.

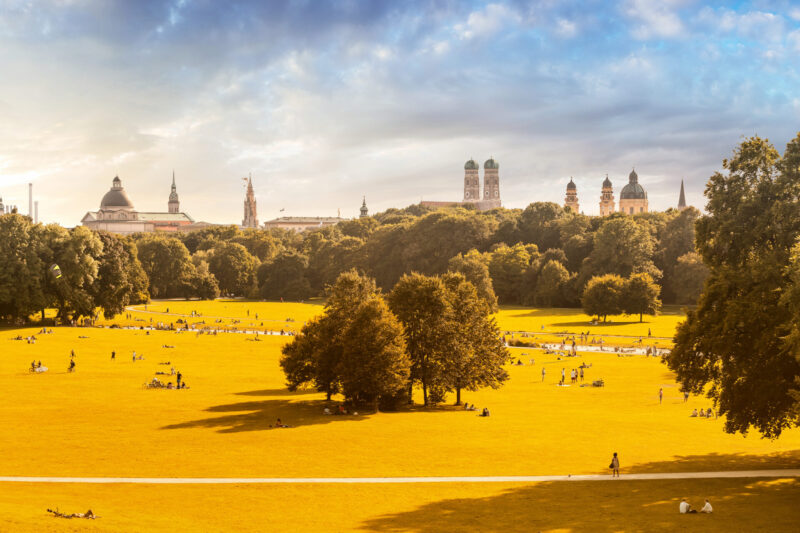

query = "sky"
[0, 0, 799, 224]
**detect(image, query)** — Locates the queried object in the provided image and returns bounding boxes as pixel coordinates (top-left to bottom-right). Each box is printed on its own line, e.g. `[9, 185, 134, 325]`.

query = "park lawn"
[0, 477, 797, 532]
[494, 306, 686, 339]
[2, 300, 799, 531]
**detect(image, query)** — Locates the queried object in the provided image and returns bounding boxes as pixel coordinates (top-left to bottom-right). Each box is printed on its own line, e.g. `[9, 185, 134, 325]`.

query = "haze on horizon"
[0, 0, 798, 225]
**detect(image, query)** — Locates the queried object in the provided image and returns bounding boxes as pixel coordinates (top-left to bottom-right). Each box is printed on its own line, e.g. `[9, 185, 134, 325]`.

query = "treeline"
[133, 201, 707, 307]
[0, 199, 707, 322]
[0, 214, 149, 322]
[280, 269, 509, 409]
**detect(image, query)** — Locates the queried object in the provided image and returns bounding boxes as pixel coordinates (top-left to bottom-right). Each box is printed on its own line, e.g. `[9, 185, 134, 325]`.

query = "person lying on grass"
[47, 508, 96, 519]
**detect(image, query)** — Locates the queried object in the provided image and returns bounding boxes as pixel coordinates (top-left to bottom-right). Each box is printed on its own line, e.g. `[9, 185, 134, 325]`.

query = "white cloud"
[789, 8, 800, 22]
[555, 18, 577, 38]
[455, 3, 521, 40]
[789, 29, 800, 52]
[625, 0, 685, 39]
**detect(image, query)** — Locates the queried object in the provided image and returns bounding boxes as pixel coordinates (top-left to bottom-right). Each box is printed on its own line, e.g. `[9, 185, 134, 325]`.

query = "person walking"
[610, 452, 620, 477]
[659, 388, 663, 404]
[111, 350, 115, 361]
[541, 367, 546, 382]
[561, 368, 565, 383]
[683, 390, 689, 403]
[176, 371, 182, 388]
[580, 367, 584, 381]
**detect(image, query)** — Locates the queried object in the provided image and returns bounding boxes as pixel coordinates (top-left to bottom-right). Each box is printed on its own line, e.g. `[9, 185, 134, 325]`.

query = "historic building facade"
[564, 177, 579, 213]
[421, 158, 501, 212]
[360, 197, 369, 218]
[618, 169, 648, 214]
[263, 216, 344, 232]
[598, 175, 615, 216]
[81, 176, 196, 235]
[242, 176, 258, 228]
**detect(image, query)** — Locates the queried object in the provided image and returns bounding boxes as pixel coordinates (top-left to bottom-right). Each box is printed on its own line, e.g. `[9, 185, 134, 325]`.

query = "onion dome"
[602, 175, 612, 188]
[567, 177, 577, 191]
[100, 176, 135, 210]
[464, 159, 479, 170]
[484, 157, 499, 170]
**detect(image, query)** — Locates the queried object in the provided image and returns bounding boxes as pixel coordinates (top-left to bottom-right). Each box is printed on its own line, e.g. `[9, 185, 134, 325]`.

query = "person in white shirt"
[679, 499, 697, 514]
[700, 499, 713, 513]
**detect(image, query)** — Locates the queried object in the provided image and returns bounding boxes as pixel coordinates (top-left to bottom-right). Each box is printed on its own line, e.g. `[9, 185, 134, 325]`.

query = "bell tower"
[463, 159, 480, 202]
[242, 175, 258, 228]
[599, 174, 615, 216]
[564, 177, 579, 213]
[482, 157, 500, 209]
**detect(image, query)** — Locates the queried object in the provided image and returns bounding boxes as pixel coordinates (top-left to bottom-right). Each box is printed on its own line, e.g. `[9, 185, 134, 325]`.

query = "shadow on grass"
[360, 458, 800, 532]
[161, 399, 368, 433]
[233, 388, 322, 397]
[628, 450, 800, 474]
[551, 320, 644, 328]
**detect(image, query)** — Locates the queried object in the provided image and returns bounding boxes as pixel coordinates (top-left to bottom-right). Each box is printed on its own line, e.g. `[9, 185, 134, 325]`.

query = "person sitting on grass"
[679, 499, 697, 514]
[167, 382, 174, 389]
[274, 418, 290, 428]
[47, 508, 96, 519]
[706, 408, 714, 419]
[690, 409, 698, 417]
[698, 409, 706, 418]
[700, 499, 713, 513]
[68, 360, 76, 372]
[479, 408, 490, 417]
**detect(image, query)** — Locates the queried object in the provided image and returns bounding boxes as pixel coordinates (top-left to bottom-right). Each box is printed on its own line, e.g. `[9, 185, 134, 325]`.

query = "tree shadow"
[360, 453, 800, 532]
[551, 320, 643, 328]
[628, 450, 800, 474]
[160, 399, 368, 433]
[233, 388, 321, 397]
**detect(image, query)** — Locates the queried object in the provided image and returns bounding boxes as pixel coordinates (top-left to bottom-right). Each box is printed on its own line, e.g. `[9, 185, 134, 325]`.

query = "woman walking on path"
[610, 452, 620, 477]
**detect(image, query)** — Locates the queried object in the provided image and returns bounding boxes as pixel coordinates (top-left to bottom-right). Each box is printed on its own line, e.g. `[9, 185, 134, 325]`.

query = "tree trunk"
[326, 391, 332, 401]
[639, 312, 643, 322]
[456, 387, 461, 405]
[374, 398, 379, 413]
[422, 381, 428, 406]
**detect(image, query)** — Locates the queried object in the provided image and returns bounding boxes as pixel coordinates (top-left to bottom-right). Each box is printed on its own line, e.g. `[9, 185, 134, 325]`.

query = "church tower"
[618, 168, 648, 214]
[463, 159, 480, 202]
[0, 196, 4, 214]
[599, 174, 615, 216]
[564, 178, 579, 213]
[482, 157, 501, 209]
[678, 180, 687, 210]
[242, 175, 258, 228]
[360, 196, 369, 218]
[168, 171, 180, 213]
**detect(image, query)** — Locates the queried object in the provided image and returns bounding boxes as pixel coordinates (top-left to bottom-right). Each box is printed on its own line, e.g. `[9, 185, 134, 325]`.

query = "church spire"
[243, 173, 258, 228]
[168, 171, 180, 213]
[678, 179, 687, 210]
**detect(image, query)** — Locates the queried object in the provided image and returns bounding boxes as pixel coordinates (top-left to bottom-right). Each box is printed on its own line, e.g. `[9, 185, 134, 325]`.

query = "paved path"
[1, 470, 798, 484]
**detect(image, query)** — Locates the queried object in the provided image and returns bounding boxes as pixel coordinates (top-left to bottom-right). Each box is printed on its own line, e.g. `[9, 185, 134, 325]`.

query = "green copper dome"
[464, 159, 479, 170]
[484, 158, 499, 170]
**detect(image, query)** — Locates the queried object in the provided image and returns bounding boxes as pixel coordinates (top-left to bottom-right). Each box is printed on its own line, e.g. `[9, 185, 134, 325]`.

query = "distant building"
[678, 180, 687, 210]
[263, 216, 344, 233]
[81, 176, 196, 235]
[564, 177, 579, 213]
[360, 197, 369, 218]
[421, 158, 501, 212]
[242, 176, 258, 228]
[617, 169, 648, 214]
[599, 174, 615, 216]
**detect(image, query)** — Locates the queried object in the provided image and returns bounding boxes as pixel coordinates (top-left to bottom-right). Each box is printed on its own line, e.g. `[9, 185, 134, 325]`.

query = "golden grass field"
[1, 300, 798, 531]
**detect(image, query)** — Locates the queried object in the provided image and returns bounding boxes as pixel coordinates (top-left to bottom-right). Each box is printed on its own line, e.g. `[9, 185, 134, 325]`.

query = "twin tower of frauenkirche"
[463, 158, 501, 210]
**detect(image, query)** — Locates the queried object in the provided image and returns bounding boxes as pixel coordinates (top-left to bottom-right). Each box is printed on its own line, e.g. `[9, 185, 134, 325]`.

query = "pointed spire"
[678, 179, 687, 210]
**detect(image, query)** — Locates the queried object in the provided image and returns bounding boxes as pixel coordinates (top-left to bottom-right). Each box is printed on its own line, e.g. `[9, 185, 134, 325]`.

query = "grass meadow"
[0, 300, 798, 531]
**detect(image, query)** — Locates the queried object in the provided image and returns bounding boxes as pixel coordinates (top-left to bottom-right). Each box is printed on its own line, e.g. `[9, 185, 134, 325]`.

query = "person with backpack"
[610, 452, 620, 477]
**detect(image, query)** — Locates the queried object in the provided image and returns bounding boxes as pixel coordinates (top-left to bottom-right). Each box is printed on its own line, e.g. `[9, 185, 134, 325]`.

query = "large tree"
[136, 235, 198, 298]
[447, 249, 498, 312]
[0, 214, 46, 321]
[338, 297, 411, 411]
[621, 273, 661, 322]
[209, 241, 258, 297]
[672, 252, 709, 305]
[667, 134, 800, 437]
[582, 274, 625, 322]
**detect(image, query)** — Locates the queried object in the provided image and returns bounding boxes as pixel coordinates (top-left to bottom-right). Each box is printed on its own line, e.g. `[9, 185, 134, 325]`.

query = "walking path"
[1, 469, 798, 484]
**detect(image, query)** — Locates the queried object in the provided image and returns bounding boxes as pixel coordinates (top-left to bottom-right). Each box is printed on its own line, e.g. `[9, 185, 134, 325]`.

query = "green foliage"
[535, 260, 572, 307]
[208, 242, 258, 297]
[584, 216, 659, 281]
[258, 249, 312, 301]
[0, 214, 46, 321]
[92, 232, 150, 318]
[672, 252, 709, 305]
[667, 134, 800, 438]
[447, 249, 498, 312]
[621, 272, 661, 322]
[582, 274, 625, 321]
[135, 234, 200, 299]
[487, 243, 537, 304]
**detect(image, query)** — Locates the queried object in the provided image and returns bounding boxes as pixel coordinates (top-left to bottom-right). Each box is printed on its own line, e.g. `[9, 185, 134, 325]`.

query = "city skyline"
[1, 1, 799, 223]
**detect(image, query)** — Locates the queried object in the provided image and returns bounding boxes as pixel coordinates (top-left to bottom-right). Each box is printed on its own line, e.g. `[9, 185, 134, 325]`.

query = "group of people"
[559, 367, 585, 385]
[680, 498, 713, 514]
[690, 408, 715, 419]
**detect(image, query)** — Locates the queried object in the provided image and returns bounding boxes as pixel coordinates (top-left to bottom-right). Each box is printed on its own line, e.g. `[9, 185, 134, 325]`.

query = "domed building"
[81, 175, 197, 235]
[599, 174, 615, 216]
[564, 177, 579, 213]
[618, 169, 648, 214]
